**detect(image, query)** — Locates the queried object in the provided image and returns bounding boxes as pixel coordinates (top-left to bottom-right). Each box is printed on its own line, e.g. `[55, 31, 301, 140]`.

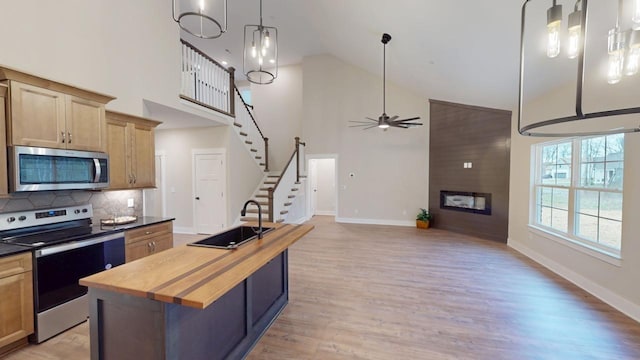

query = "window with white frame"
[533, 134, 624, 254]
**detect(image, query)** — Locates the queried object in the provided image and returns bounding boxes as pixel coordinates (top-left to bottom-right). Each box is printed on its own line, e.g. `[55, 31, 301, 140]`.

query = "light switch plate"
[127, 198, 134, 208]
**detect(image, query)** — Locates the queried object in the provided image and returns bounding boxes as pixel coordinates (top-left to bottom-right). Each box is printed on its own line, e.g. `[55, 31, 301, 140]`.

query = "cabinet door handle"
[147, 242, 153, 251]
[152, 241, 156, 251]
[61, 131, 66, 143]
[133, 174, 137, 184]
[68, 132, 72, 143]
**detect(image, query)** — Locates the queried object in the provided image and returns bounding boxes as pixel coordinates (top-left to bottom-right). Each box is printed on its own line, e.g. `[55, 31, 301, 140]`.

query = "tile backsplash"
[0, 189, 143, 223]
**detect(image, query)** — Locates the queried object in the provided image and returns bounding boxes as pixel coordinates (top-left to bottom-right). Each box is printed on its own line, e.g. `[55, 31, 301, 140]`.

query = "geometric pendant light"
[172, 0, 227, 39]
[243, 0, 278, 84]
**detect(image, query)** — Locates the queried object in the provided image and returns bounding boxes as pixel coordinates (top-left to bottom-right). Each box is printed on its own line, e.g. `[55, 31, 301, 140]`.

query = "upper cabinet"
[0, 67, 115, 152]
[106, 111, 161, 190]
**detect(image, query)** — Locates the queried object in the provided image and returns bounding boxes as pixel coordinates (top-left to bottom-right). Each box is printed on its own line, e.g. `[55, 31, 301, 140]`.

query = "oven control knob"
[74, 209, 81, 214]
[6, 217, 15, 223]
[18, 216, 26, 221]
[82, 208, 88, 213]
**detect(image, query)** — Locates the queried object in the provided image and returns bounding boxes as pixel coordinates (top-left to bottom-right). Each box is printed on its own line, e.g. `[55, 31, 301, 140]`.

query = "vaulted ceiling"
[184, 0, 524, 111]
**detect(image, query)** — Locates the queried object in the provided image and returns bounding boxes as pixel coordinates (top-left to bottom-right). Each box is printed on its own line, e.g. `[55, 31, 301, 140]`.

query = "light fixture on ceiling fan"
[350, 33, 422, 130]
[172, 0, 227, 39]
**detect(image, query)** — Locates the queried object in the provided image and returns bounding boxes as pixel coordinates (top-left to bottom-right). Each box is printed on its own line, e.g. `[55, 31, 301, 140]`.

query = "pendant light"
[172, 0, 227, 39]
[567, 1, 582, 59]
[243, 0, 278, 85]
[546, 0, 562, 58]
[607, 0, 626, 84]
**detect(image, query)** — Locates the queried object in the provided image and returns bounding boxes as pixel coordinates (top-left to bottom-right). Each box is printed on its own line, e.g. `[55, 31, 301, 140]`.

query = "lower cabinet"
[88, 250, 288, 360]
[0, 253, 34, 355]
[125, 222, 173, 263]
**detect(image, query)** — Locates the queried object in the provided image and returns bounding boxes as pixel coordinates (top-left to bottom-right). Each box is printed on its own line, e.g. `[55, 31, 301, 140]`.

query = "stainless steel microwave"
[9, 146, 109, 192]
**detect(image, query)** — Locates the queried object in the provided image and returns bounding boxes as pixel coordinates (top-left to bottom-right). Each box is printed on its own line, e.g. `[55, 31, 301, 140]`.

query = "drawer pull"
[145, 231, 152, 235]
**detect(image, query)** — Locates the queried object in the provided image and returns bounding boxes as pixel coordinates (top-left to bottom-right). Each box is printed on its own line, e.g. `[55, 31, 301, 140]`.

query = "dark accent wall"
[429, 100, 511, 243]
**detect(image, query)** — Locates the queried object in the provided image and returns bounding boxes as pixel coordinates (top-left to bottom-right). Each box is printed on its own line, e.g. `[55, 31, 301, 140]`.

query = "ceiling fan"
[350, 33, 422, 130]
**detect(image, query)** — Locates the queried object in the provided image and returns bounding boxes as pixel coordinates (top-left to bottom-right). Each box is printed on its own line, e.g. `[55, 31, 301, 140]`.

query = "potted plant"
[416, 208, 432, 229]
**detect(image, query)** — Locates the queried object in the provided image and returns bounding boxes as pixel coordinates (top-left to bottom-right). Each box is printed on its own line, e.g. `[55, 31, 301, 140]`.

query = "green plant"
[416, 208, 432, 222]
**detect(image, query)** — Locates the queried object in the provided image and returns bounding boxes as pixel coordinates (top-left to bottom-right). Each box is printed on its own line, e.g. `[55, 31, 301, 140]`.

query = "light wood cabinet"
[0, 84, 8, 196]
[125, 222, 173, 263]
[0, 67, 114, 152]
[0, 253, 34, 354]
[106, 111, 161, 190]
[7, 81, 109, 152]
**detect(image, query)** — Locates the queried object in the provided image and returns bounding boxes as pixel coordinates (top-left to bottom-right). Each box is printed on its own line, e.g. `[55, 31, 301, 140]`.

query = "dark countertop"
[0, 243, 32, 257]
[0, 217, 175, 258]
[91, 216, 175, 236]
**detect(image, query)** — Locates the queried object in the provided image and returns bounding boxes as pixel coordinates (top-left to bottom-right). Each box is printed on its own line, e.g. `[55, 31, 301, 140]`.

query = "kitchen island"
[79, 223, 313, 360]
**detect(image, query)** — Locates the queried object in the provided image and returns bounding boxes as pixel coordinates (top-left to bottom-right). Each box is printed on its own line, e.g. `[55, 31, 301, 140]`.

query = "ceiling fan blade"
[350, 120, 377, 124]
[363, 124, 379, 130]
[388, 115, 399, 121]
[349, 124, 374, 127]
[365, 117, 380, 122]
[395, 117, 421, 123]
[395, 122, 423, 126]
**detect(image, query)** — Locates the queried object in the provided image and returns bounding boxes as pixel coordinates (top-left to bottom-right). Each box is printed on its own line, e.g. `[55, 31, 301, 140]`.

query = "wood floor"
[5, 216, 640, 359]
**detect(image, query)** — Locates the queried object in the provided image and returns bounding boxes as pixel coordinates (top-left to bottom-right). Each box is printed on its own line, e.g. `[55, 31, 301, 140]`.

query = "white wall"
[302, 54, 429, 225]
[0, 0, 205, 118]
[251, 65, 303, 171]
[509, 79, 640, 320]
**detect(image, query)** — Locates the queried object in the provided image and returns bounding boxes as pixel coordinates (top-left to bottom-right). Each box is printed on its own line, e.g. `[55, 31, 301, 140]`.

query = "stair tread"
[267, 175, 280, 178]
[260, 187, 273, 191]
[284, 202, 292, 206]
[256, 194, 268, 198]
[275, 219, 285, 223]
[250, 149, 258, 152]
[241, 217, 259, 221]
[288, 195, 295, 198]
[239, 132, 248, 136]
[255, 156, 262, 159]
[264, 181, 277, 184]
[233, 122, 242, 128]
[245, 209, 268, 214]
[280, 210, 289, 215]
[291, 188, 299, 191]
[245, 141, 253, 145]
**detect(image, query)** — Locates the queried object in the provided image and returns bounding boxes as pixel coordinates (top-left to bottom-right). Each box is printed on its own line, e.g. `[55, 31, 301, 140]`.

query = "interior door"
[309, 160, 318, 216]
[194, 153, 226, 234]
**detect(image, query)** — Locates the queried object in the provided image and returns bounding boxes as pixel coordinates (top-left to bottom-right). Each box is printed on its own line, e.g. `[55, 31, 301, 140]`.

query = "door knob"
[195, 197, 200, 200]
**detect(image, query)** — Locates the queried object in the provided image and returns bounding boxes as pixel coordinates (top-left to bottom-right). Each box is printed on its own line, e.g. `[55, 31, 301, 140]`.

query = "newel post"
[264, 137, 270, 172]
[267, 187, 274, 222]
[228, 67, 236, 117]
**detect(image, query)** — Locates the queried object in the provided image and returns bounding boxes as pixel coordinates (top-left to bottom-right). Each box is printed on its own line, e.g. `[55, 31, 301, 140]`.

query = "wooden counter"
[80, 223, 313, 360]
[80, 223, 313, 309]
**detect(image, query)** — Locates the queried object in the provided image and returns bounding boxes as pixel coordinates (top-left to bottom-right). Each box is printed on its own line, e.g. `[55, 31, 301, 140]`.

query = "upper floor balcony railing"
[180, 39, 235, 117]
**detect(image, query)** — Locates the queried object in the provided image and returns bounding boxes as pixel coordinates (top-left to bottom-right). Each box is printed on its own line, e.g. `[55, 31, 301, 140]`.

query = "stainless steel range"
[0, 204, 125, 343]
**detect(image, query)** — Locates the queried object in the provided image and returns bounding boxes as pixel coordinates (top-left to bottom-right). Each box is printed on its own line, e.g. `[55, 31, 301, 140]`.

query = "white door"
[314, 159, 336, 216]
[309, 160, 318, 216]
[194, 153, 226, 234]
[143, 154, 164, 217]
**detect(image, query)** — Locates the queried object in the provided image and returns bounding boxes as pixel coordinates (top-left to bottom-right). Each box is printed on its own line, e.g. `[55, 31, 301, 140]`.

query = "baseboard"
[314, 211, 336, 216]
[335, 217, 414, 227]
[508, 238, 640, 323]
[173, 226, 196, 234]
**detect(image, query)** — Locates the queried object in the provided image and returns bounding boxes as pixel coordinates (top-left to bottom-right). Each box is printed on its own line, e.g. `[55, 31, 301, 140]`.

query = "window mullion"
[567, 138, 579, 236]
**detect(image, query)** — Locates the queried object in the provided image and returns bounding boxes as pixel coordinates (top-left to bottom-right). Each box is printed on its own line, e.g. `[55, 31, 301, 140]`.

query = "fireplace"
[440, 191, 491, 215]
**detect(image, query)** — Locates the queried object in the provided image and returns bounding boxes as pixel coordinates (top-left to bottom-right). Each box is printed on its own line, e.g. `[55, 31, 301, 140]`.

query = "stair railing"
[180, 39, 235, 117]
[234, 86, 269, 172]
[267, 137, 307, 222]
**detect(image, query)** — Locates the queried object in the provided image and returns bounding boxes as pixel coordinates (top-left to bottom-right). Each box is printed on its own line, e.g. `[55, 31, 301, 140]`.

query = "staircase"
[240, 173, 302, 223]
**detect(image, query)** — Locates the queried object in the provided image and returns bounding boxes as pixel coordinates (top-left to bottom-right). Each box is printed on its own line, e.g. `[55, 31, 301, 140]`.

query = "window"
[533, 135, 624, 255]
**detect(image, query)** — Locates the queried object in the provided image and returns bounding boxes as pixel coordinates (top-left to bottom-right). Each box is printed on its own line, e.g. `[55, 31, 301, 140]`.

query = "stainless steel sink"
[187, 226, 273, 249]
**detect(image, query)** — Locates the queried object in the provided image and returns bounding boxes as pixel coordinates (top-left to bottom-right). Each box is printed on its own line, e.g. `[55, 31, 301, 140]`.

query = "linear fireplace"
[440, 190, 491, 215]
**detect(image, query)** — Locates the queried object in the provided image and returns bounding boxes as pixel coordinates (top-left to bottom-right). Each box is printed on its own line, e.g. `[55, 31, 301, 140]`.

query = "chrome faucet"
[240, 200, 263, 239]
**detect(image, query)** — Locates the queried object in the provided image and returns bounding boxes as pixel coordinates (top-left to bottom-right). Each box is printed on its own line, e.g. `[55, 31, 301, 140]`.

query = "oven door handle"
[35, 232, 123, 258]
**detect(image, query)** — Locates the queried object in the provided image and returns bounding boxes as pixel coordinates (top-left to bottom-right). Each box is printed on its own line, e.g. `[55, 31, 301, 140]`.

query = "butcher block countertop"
[79, 223, 313, 309]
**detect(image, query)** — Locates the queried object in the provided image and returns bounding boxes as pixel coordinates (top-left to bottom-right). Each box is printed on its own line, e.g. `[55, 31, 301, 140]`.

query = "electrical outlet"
[127, 198, 134, 208]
